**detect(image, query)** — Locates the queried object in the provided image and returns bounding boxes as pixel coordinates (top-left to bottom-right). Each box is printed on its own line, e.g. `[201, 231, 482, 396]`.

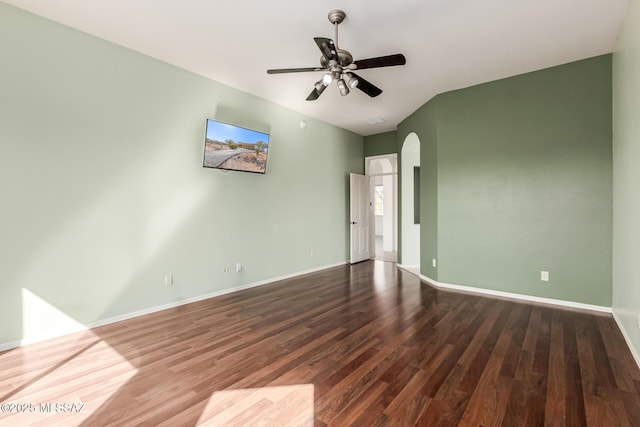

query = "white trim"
[396, 264, 611, 313]
[368, 172, 396, 177]
[0, 261, 347, 352]
[397, 263, 420, 270]
[365, 153, 398, 176]
[612, 310, 640, 370]
[432, 278, 611, 313]
[396, 263, 420, 274]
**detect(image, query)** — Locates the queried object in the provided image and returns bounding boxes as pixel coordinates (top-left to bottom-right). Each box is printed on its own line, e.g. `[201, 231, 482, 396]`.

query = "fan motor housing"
[320, 49, 353, 68]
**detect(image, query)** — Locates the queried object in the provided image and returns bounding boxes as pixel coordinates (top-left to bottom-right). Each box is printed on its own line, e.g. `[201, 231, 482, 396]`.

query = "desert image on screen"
[203, 120, 269, 174]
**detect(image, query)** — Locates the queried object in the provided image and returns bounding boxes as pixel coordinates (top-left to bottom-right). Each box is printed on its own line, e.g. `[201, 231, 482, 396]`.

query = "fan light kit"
[267, 10, 406, 101]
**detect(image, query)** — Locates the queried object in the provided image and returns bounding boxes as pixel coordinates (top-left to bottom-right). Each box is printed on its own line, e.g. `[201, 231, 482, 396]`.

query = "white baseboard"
[396, 264, 420, 274]
[396, 264, 611, 313]
[396, 263, 420, 270]
[612, 310, 640, 370]
[0, 261, 347, 352]
[432, 276, 611, 313]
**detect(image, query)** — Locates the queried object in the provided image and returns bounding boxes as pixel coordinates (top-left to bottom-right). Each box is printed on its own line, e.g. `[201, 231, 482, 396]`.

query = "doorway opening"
[366, 154, 397, 263]
[401, 133, 420, 272]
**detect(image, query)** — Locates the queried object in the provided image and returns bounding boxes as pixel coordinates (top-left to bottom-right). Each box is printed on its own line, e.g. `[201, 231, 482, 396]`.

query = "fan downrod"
[325, 10, 351, 66]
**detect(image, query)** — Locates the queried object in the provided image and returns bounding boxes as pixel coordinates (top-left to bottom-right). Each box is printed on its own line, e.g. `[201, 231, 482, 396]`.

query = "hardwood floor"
[1, 261, 639, 426]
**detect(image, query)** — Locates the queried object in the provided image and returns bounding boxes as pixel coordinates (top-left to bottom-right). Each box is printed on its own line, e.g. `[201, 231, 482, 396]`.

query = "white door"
[350, 173, 371, 264]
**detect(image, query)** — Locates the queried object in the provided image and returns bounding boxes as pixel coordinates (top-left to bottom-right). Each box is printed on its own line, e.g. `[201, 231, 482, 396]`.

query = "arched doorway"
[401, 133, 420, 270]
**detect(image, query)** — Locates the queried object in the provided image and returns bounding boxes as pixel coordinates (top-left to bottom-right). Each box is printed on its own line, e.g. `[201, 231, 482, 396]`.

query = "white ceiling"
[4, 0, 628, 136]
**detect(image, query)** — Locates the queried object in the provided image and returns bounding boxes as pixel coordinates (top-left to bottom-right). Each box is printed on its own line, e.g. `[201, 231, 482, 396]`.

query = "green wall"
[363, 131, 397, 157]
[613, 0, 640, 362]
[398, 55, 612, 306]
[0, 3, 363, 346]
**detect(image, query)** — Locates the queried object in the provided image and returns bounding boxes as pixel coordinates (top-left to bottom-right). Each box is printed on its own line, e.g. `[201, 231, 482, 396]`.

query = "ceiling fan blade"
[306, 87, 322, 101]
[267, 67, 324, 74]
[353, 53, 406, 70]
[350, 72, 383, 97]
[314, 37, 338, 62]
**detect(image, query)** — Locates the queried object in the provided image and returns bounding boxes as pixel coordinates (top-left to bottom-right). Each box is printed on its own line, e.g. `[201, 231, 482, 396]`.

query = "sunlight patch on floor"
[0, 327, 138, 426]
[197, 384, 314, 426]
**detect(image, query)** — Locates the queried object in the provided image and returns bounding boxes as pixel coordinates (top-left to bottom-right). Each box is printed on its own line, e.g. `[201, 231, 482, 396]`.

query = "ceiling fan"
[267, 10, 406, 101]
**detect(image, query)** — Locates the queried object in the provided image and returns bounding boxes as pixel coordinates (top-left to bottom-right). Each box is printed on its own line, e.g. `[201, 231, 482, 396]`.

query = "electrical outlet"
[223, 266, 229, 275]
[432, 259, 437, 268]
[540, 271, 549, 282]
[637, 314, 640, 329]
[310, 250, 314, 259]
[236, 263, 242, 272]
[164, 274, 173, 286]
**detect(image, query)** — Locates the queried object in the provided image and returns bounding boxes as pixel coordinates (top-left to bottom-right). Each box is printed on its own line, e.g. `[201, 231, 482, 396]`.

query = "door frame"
[365, 154, 398, 261]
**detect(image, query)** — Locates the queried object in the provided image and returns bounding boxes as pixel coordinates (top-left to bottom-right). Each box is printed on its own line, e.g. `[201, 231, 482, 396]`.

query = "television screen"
[203, 119, 270, 174]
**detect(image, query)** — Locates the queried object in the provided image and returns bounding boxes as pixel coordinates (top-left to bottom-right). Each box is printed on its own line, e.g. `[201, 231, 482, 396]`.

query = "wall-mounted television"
[203, 119, 270, 174]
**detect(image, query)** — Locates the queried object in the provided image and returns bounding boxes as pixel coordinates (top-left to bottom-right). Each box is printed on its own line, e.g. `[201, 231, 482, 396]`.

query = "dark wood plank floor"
[1, 261, 639, 426]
